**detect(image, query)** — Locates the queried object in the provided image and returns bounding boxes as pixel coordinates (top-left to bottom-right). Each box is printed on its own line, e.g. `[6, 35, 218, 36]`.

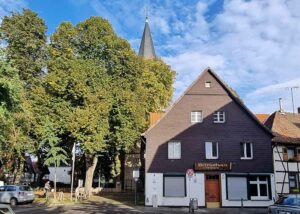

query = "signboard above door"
[194, 162, 232, 171]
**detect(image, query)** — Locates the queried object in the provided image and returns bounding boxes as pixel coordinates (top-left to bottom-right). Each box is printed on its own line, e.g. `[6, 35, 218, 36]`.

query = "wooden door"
[205, 175, 220, 207]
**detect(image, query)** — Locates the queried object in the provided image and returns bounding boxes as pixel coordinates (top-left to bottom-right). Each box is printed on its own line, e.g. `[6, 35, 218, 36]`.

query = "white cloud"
[0, 0, 26, 19]
[163, 0, 300, 113]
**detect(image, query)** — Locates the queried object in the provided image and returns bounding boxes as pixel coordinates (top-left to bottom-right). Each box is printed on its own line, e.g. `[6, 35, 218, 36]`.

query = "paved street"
[12, 203, 269, 214]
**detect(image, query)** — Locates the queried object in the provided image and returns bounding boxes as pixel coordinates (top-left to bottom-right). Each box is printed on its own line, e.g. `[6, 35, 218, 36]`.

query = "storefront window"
[249, 176, 269, 200]
[227, 176, 248, 200]
[163, 175, 186, 197]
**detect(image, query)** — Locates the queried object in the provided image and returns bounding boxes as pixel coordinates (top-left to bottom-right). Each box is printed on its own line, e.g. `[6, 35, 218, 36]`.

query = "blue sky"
[1, 0, 300, 113]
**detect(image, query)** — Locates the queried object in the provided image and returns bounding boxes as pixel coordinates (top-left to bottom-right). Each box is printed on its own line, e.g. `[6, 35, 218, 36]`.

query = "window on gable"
[241, 142, 253, 159]
[191, 111, 203, 123]
[213, 111, 225, 123]
[168, 141, 181, 159]
[205, 142, 218, 159]
[205, 81, 211, 88]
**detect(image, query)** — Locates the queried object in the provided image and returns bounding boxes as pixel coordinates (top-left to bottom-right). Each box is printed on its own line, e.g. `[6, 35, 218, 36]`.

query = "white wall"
[48, 166, 71, 184]
[221, 173, 275, 207]
[145, 173, 205, 207]
[273, 145, 300, 195]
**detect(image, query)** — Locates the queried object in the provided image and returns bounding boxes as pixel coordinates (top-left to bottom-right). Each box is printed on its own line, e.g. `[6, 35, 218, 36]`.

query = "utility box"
[189, 198, 198, 213]
[152, 194, 158, 208]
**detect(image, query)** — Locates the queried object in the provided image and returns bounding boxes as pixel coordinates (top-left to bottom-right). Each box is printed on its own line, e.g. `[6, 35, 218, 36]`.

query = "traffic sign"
[186, 168, 194, 177]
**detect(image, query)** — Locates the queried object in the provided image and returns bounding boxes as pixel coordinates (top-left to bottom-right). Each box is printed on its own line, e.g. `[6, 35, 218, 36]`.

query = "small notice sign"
[194, 162, 232, 171]
[133, 170, 140, 179]
[186, 168, 194, 177]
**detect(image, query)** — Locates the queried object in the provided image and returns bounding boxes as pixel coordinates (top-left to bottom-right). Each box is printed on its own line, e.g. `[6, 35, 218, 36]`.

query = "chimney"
[279, 98, 284, 113]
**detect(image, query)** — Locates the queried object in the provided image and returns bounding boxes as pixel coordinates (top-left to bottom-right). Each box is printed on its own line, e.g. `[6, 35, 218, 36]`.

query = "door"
[205, 174, 220, 208]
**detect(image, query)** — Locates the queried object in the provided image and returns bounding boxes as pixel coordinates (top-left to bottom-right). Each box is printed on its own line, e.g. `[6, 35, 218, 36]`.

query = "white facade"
[145, 173, 205, 207]
[145, 173, 275, 207]
[48, 166, 71, 184]
[273, 145, 300, 195]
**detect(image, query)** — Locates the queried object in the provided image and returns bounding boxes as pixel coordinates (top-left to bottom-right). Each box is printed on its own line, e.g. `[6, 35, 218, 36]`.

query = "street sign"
[186, 168, 194, 177]
[133, 170, 140, 179]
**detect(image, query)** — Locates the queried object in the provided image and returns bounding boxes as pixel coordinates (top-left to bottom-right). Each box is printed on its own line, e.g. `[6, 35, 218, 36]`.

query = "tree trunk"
[84, 155, 98, 198]
[13, 159, 24, 184]
[119, 150, 125, 190]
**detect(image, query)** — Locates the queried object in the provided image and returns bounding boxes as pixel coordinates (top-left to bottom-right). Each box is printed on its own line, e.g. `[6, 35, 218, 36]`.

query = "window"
[288, 148, 296, 160]
[205, 142, 218, 159]
[249, 176, 269, 200]
[168, 141, 181, 159]
[289, 173, 300, 192]
[205, 81, 211, 88]
[241, 142, 253, 159]
[164, 175, 186, 197]
[191, 111, 203, 123]
[213, 111, 225, 123]
[227, 176, 248, 200]
[6, 186, 16, 192]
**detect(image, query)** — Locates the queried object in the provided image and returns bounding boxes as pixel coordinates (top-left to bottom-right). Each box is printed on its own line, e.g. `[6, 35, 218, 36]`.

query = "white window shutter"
[168, 142, 173, 159]
[205, 142, 212, 159]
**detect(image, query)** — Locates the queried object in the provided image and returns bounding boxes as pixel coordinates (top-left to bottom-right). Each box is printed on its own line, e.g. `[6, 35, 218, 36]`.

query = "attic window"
[205, 81, 211, 88]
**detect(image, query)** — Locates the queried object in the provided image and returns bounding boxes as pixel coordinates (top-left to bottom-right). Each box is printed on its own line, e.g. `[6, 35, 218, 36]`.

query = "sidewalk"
[137, 206, 267, 214]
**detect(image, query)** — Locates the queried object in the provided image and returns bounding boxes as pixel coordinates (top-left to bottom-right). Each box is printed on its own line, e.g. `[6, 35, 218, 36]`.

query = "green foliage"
[0, 49, 32, 172]
[39, 118, 68, 167]
[0, 9, 48, 84]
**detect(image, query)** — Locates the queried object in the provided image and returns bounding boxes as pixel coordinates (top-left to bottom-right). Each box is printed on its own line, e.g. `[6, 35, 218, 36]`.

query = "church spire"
[138, 17, 156, 59]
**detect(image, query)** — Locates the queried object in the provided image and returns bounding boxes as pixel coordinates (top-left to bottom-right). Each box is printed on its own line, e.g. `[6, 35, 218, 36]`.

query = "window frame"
[213, 111, 226, 123]
[163, 174, 186, 197]
[241, 142, 253, 160]
[191, 111, 203, 123]
[205, 81, 212, 88]
[205, 142, 218, 159]
[249, 176, 269, 200]
[168, 141, 181, 160]
[288, 173, 300, 193]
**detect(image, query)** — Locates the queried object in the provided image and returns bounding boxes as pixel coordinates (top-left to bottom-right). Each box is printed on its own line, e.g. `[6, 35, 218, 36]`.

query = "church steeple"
[138, 17, 156, 59]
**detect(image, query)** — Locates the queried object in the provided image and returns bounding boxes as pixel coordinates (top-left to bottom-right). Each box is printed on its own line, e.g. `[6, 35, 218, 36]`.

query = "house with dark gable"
[142, 68, 275, 207]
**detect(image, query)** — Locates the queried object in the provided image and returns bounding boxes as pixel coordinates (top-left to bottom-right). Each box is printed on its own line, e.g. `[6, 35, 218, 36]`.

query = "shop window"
[191, 111, 203, 123]
[289, 173, 300, 193]
[205, 142, 218, 159]
[241, 142, 253, 159]
[213, 111, 225, 123]
[163, 175, 186, 197]
[227, 176, 248, 200]
[168, 141, 181, 159]
[249, 176, 269, 200]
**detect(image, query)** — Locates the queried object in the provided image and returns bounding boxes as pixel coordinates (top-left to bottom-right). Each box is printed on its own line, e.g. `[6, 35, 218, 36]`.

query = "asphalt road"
[12, 203, 268, 214]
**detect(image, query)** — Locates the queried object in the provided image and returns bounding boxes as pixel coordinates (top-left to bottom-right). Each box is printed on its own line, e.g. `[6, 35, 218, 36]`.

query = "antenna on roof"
[285, 86, 299, 113]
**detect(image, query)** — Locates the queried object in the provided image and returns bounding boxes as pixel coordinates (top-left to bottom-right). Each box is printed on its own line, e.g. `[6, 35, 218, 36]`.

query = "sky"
[0, 0, 300, 114]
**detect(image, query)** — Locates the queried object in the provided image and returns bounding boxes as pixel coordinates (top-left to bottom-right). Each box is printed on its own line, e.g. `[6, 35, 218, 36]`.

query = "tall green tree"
[0, 49, 32, 182]
[0, 9, 48, 85]
[39, 118, 68, 199]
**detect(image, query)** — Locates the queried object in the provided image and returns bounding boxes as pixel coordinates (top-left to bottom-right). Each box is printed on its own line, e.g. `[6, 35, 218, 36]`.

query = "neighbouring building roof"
[143, 68, 273, 136]
[138, 17, 156, 59]
[264, 111, 300, 144]
[149, 112, 164, 126]
[255, 114, 270, 123]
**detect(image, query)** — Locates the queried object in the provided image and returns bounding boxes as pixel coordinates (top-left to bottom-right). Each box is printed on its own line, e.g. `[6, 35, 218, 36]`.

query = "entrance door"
[205, 174, 220, 208]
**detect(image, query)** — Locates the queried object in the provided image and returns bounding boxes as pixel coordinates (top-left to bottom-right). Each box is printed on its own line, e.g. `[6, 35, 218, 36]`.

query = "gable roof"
[255, 114, 270, 123]
[138, 18, 156, 59]
[264, 111, 300, 144]
[143, 67, 273, 136]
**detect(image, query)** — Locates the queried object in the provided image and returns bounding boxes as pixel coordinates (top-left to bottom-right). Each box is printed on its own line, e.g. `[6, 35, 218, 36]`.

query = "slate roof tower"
[138, 17, 156, 59]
